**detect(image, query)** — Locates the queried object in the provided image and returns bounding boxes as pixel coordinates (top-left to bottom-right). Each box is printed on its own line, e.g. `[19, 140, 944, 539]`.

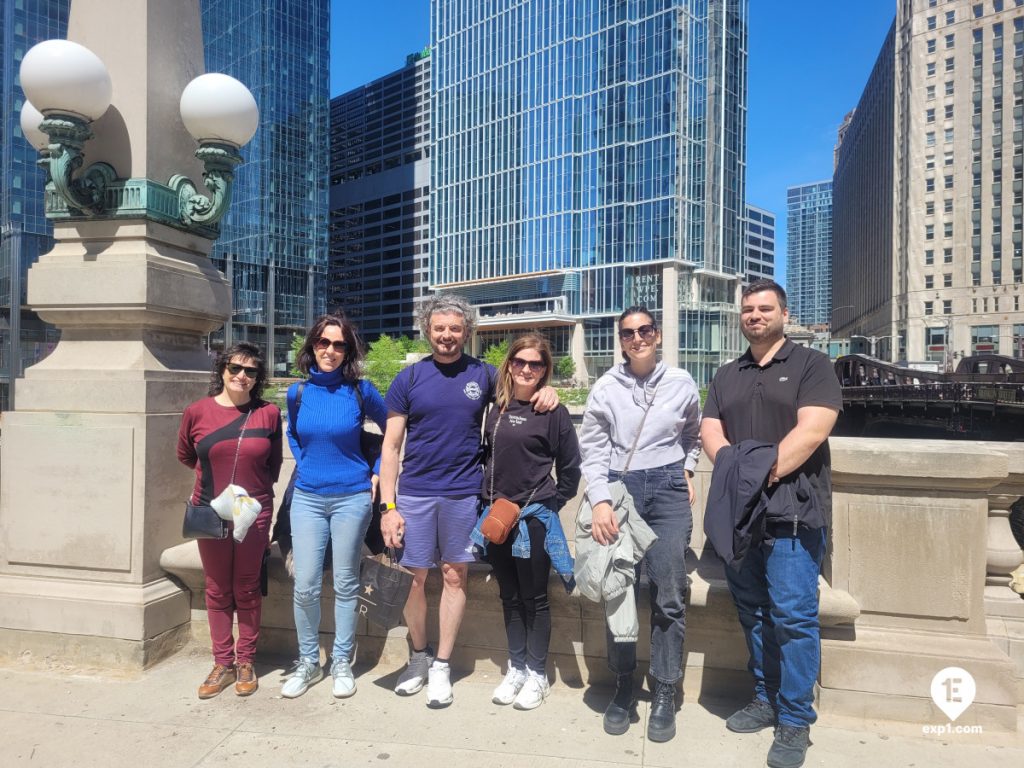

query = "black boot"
[603, 674, 635, 735]
[647, 681, 677, 742]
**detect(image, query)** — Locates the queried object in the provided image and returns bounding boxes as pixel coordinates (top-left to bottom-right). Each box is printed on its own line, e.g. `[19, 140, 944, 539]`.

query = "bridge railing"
[842, 382, 1024, 405]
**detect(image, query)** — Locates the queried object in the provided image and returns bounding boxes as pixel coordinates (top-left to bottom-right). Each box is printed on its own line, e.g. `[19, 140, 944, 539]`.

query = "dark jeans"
[606, 462, 693, 685]
[725, 525, 826, 727]
[489, 516, 551, 674]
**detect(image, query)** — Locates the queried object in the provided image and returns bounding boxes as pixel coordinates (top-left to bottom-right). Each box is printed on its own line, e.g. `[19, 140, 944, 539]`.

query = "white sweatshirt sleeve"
[578, 382, 614, 506]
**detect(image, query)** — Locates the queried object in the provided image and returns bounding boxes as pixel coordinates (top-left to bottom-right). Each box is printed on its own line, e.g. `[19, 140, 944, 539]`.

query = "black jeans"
[606, 462, 693, 685]
[489, 516, 552, 674]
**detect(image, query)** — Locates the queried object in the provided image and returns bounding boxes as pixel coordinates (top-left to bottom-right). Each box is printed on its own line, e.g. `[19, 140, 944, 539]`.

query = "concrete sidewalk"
[1, 647, 1022, 768]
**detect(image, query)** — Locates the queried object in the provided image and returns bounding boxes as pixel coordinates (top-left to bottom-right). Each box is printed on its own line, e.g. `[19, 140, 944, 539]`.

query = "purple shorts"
[396, 494, 479, 569]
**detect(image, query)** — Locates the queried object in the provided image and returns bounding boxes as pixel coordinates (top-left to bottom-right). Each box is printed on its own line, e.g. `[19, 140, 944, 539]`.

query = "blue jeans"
[606, 462, 693, 685]
[290, 487, 371, 665]
[725, 525, 826, 727]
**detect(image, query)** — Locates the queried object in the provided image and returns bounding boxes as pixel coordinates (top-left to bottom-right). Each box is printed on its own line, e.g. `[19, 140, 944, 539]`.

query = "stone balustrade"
[160, 436, 1024, 731]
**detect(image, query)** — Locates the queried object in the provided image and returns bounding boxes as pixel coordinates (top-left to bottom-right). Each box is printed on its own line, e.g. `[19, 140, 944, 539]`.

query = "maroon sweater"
[177, 397, 283, 514]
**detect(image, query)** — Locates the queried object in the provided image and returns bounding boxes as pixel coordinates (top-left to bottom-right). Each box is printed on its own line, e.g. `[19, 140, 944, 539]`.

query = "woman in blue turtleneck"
[279, 314, 387, 701]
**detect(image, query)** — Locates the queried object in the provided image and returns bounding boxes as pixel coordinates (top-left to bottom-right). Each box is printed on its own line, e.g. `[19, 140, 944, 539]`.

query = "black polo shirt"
[703, 339, 843, 523]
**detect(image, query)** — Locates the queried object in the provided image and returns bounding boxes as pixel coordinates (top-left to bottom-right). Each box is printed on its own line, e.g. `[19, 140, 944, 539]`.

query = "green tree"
[554, 355, 575, 383]
[364, 335, 406, 393]
[288, 333, 304, 378]
[482, 339, 509, 368]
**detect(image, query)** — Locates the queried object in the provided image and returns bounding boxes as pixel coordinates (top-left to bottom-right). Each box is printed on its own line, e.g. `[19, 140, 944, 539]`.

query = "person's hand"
[380, 507, 406, 549]
[591, 500, 619, 546]
[767, 463, 780, 486]
[530, 385, 559, 413]
[686, 473, 696, 507]
[371, 474, 379, 500]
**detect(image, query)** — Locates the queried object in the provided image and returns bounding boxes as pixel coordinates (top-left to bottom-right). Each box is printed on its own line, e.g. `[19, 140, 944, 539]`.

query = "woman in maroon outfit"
[177, 342, 283, 699]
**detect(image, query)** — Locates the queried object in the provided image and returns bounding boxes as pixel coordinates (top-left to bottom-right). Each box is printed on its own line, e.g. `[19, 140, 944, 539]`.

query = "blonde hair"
[495, 333, 553, 410]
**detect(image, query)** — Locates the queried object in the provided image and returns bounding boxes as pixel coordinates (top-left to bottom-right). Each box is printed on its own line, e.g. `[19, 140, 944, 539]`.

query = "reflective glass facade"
[329, 52, 431, 339]
[201, 0, 329, 372]
[431, 0, 747, 385]
[0, 0, 68, 411]
[743, 203, 775, 283]
[786, 181, 833, 327]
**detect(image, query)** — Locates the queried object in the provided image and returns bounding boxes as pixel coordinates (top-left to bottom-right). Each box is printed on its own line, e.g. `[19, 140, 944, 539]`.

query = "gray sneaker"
[726, 697, 776, 733]
[394, 645, 434, 696]
[281, 659, 322, 699]
[767, 725, 811, 768]
[331, 658, 356, 698]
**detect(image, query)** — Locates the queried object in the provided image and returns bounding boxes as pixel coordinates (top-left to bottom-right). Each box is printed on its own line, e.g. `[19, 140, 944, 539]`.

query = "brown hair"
[618, 305, 658, 363]
[495, 333, 553, 410]
[208, 342, 268, 400]
[295, 313, 365, 383]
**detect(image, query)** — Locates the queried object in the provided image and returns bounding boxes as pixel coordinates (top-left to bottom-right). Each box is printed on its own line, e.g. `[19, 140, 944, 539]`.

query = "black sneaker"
[602, 674, 636, 735]
[767, 725, 811, 768]
[646, 681, 677, 742]
[726, 697, 776, 733]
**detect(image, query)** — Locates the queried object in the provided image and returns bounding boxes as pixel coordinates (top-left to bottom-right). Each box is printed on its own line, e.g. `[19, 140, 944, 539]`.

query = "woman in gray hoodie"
[578, 306, 701, 743]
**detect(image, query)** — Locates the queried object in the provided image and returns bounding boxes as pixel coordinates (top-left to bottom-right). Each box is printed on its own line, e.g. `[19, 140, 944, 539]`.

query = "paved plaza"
[1, 644, 1022, 768]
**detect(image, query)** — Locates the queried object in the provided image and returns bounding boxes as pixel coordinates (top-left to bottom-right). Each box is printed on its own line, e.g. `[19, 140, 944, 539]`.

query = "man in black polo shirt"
[701, 280, 841, 768]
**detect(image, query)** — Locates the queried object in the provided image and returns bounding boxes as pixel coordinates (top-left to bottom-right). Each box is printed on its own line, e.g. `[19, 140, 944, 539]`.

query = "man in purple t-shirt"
[379, 295, 557, 708]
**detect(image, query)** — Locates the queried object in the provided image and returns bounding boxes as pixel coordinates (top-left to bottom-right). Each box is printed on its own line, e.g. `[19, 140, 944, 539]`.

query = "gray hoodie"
[579, 360, 702, 506]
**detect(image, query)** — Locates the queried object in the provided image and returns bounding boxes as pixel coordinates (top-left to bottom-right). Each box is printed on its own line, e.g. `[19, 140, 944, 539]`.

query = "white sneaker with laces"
[492, 666, 527, 705]
[513, 670, 550, 711]
[426, 661, 453, 708]
[280, 659, 322, 699]
[331, 659, 356, 698]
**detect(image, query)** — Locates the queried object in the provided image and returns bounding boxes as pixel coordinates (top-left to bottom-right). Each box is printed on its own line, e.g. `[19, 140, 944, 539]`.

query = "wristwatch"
[378, 501, 397, 514]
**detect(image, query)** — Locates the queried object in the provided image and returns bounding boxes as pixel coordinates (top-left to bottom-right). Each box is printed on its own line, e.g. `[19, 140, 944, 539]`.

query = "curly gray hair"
[417, 294, 476, 338]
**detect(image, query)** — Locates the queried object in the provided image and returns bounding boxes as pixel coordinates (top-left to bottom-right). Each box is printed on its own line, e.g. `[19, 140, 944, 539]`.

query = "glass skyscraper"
[786, 181, 833, 328]
[743, 204, 775, 284]
[431, 0, 747, 385]
[0, 0, 68, 411]
[329, 51, 432, 339]
[201, 0, 329, 371]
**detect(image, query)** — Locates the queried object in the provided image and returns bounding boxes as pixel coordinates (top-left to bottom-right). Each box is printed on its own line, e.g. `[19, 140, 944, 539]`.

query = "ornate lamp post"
[0, 1, 256, 669]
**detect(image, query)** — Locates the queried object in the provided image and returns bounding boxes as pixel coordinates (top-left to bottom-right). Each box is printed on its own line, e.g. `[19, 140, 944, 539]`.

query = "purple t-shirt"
[384, 355, 495, 496]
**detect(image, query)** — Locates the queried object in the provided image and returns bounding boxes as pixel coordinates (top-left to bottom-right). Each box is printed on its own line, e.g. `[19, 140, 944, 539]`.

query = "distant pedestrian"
[578, 306, 702, 743]
[279, 315, 387, 700]
[701, 279, 842, 768]
[471, 333, 581, 711]
[177, 342, 282, 699]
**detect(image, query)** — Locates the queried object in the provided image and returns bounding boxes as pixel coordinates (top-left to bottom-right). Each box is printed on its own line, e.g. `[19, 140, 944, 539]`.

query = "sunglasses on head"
[618, 324, 657, 341]
[314, 337, 349, 353]
[510, 357, 547, 373]
[225, 363, 259, 377]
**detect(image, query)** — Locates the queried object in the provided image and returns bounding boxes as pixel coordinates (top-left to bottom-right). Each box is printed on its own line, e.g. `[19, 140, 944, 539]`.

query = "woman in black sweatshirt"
[475, 333, 581, 711]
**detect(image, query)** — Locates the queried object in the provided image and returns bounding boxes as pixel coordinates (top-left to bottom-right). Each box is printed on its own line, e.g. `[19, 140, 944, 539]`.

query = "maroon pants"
[197, 509, 272, 666]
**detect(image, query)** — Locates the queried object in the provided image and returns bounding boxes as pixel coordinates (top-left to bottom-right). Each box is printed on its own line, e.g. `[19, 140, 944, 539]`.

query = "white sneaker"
[492, 666, 527, 705]
[331, 659, 356, 698]
[513, 670, 550, 710]
[426, 661, 453, 708]
[280, 659, 322, 699]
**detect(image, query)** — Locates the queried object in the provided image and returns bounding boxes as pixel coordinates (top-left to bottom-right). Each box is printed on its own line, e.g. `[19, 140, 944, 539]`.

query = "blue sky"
[330, 0, 897, 287]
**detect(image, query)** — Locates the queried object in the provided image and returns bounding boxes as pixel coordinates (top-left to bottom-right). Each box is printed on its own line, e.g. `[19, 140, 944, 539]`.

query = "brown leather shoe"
[235, 662, 258, 696]
[198, 663, 236, 699]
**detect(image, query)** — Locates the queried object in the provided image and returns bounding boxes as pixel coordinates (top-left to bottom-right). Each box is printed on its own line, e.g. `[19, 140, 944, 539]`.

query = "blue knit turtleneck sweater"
[285, 366, 388, 495]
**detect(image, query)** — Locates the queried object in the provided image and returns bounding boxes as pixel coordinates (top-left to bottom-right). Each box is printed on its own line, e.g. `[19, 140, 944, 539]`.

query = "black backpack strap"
[291, 380, 307, 449]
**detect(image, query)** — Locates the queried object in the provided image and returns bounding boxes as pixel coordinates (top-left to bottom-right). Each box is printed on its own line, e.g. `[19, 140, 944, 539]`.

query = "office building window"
[945, 10, 955, 24]
[926, 200, 936, 214]
[926, 224, 935, 240]
[925, 275, 935, 289]
[925, 249, 935, 265]
[927, 108, 936, 123]
[972, 325, 999, 354]
[1014, 324, 1024, 358]
[946, 56, 955, 72]
[944, 246, 954, 262]
[943, 300, 952, 314]
[946, 79, 955, 95]
[928, 38, 937, 54]
[928, 61, 937, 76]
[925, 301, 934, 315]
[945, 104, 955, 119]
[944, 272, 953, 287]
[928, 84, 937, 100]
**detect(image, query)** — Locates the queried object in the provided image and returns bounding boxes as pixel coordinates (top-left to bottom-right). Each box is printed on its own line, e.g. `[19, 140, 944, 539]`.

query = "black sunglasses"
[314, 337, 349, 353]
[225, 363, 259, 377]
[510, 357, 547, 373]
[618, 324, 657, 341]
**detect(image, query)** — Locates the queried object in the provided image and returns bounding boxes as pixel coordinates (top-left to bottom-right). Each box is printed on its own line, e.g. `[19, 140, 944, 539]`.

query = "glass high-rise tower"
[431, 0, 747, 385]
[786, 181, 833, 328]
[0, 0, 69, 411]
[201, 0, 329, 371]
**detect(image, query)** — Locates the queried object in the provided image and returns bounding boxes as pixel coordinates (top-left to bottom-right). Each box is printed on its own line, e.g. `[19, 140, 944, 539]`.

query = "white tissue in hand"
[232, 493, 261, 543]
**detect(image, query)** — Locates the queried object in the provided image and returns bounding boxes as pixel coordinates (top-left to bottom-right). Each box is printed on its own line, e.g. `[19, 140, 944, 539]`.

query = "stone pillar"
[661, 262, 679, 367]
[570, 320, 589, 386]
[0, 1, 229, 668]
